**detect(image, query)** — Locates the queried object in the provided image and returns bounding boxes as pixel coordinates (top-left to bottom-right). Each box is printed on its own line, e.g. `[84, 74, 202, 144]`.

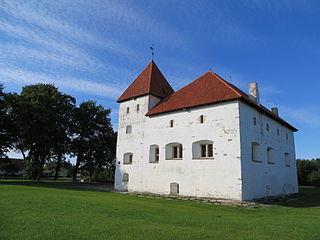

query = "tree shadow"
[251, 186, 320, 208]
[0, 180, 115, 193]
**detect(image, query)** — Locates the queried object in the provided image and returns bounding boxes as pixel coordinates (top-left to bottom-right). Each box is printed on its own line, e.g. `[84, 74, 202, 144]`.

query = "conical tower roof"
[117, 61, 174, 103]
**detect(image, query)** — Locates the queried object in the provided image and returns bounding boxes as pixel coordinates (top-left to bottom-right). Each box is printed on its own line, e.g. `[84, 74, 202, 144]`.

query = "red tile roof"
[146, 71, 297, 131]
[117, 61, 174, 103]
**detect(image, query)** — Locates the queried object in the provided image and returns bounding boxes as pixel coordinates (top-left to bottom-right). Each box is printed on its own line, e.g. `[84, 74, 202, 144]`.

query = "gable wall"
[239, 101, 298, 200]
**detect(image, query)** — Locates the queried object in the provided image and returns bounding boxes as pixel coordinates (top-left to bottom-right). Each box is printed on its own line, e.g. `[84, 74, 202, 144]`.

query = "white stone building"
[114, 61, 298, 200]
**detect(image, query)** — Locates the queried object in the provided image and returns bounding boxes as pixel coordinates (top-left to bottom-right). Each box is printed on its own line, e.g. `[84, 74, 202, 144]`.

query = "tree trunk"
[72, 153, 82, 181]
[54, 151, 62, 180]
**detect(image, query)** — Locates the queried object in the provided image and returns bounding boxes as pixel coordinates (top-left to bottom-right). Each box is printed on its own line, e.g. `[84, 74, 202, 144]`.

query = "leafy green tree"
[71, 101, 115, 181]
[7, 84, 75, 180]
[0, 84, 13, 157]
[308, 169, 320, 186]
[296, 159, 318, 185]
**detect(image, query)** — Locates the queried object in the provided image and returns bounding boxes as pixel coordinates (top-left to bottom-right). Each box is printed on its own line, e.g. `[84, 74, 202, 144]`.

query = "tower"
[115, 61, 174, 191]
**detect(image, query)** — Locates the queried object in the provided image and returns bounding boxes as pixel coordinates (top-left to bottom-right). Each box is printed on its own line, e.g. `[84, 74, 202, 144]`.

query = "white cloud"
[0, 0, 140, 59]
[0, 67, 122, 99]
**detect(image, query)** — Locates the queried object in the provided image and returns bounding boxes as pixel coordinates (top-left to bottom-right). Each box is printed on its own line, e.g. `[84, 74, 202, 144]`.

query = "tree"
[7, 84, 75, 180]
[0, 84, 13, 157]
[308, 169, 320, 187]
[71, 101, 115, 181]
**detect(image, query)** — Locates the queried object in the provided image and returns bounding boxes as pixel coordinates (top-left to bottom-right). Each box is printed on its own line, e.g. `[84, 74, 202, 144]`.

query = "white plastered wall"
[238, 101, 298, 200]
[115, 96, 243, 200]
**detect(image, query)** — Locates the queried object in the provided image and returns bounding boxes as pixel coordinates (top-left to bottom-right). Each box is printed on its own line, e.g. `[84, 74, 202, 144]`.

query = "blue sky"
[0, 0, 319, 159]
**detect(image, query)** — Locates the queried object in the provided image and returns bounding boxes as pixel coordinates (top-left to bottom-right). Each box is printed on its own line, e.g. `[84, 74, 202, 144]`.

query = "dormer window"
[136, 104, 140, 112]
[126, 107, 130, 114]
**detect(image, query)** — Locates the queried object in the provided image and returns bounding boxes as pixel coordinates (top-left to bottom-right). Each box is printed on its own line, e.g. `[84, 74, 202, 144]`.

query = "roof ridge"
[147, 60, 154, 93]
[209, 71, 243, 98]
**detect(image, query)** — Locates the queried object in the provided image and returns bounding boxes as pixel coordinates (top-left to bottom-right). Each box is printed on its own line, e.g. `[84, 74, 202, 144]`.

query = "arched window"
[267, 147, 274, 164]
[126, 125, 132, 134]
[122, 173, 129, 182]
[123, 153, 133, 164]
[149, 144, 160, 163]
[192, 140, 214, 159]
[251, 142, 260, 162]
[165, 143, 183, 160]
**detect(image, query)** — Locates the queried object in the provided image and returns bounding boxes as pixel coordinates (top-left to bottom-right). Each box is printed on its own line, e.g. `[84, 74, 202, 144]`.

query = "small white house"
[114, 61, 298, 200]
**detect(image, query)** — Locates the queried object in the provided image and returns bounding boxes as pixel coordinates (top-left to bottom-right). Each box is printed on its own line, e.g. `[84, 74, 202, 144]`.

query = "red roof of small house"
[117, 61, 174, 103]
[146, 71, 297, 132]
[0, 158, 24, 171]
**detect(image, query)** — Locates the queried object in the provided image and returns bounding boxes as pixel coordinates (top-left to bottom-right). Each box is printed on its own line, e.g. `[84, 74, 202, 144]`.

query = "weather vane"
[150, 44, 154, 60]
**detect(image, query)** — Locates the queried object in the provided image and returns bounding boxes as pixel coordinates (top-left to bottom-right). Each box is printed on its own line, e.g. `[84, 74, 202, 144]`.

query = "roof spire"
[150, 44, 154, 60]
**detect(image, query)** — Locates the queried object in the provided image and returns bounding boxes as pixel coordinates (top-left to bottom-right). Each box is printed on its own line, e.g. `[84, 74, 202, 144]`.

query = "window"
[192, 140, 214, 159]
[267, 147, 274, 164]
[126, 107, 130, 114]
[126, 125, 132, 134]
[136, 104, 140, 112]
[200, 144, 213, 158]
[165, 143, 183, 160]
[122, 173, 129, 182]
[286, 133, 288, 140]
[251, 142, 260, 162]
[149, 145, 160, 163]
[200, 115, 204, 123]
[277, 129, 280, 136]
[266, 123, 269, 131]
[285, 153, 290, 167]
[123, 153, 133, 164]
[253, 117, 257, 126]
[173, 146, 183, 159]
[169, 120, 174, 128]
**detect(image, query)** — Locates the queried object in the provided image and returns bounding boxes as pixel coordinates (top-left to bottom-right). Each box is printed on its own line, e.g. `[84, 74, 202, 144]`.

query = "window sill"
[123, 163, 133, 165]
[166, 158, 183, 160]
[252, 160, 262, 163]
[193, 157, 214, 160]
[267, 162, 275, 165]
[149, 161, 159, 164]
[285, 165, 290, 167]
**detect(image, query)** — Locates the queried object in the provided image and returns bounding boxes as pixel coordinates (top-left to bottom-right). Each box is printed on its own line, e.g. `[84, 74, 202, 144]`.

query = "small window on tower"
[253, 117, 257, 126]
[277, 129, 280, 136]
[126, 107, 130, 114]
[266, 123, 269, 131]
[286, 133, 288, 140]
[200, 115, 204, 123]
[126, 125, 132, 134]
[136, 104, 140, 112]
[170, 120, 174, 128]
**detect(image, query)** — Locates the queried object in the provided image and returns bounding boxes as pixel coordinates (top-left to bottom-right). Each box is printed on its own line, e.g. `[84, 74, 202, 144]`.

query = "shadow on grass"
[1, 181, 319, 208]
[279, 186, 320, 208]
[0, 180, 114, 193]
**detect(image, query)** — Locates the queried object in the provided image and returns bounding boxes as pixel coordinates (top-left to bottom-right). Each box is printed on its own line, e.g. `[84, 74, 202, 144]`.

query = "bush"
[308, 170, 320, 187]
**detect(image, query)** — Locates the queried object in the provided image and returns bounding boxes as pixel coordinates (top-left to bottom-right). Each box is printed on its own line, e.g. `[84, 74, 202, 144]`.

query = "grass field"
[1, 183, 320, 240]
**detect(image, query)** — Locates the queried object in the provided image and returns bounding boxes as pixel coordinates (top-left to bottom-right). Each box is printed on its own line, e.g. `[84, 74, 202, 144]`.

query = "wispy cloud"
[0, 67, 122, 99]
[0, 0, 139, 59]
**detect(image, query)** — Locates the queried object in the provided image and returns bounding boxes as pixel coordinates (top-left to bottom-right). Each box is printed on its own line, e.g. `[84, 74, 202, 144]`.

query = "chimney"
[271, 107, 279, 116]
[248, 82, 260, 105]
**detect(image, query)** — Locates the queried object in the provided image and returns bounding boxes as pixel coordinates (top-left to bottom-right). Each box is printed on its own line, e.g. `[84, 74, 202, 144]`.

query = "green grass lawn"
[1, 184, 320, 240]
